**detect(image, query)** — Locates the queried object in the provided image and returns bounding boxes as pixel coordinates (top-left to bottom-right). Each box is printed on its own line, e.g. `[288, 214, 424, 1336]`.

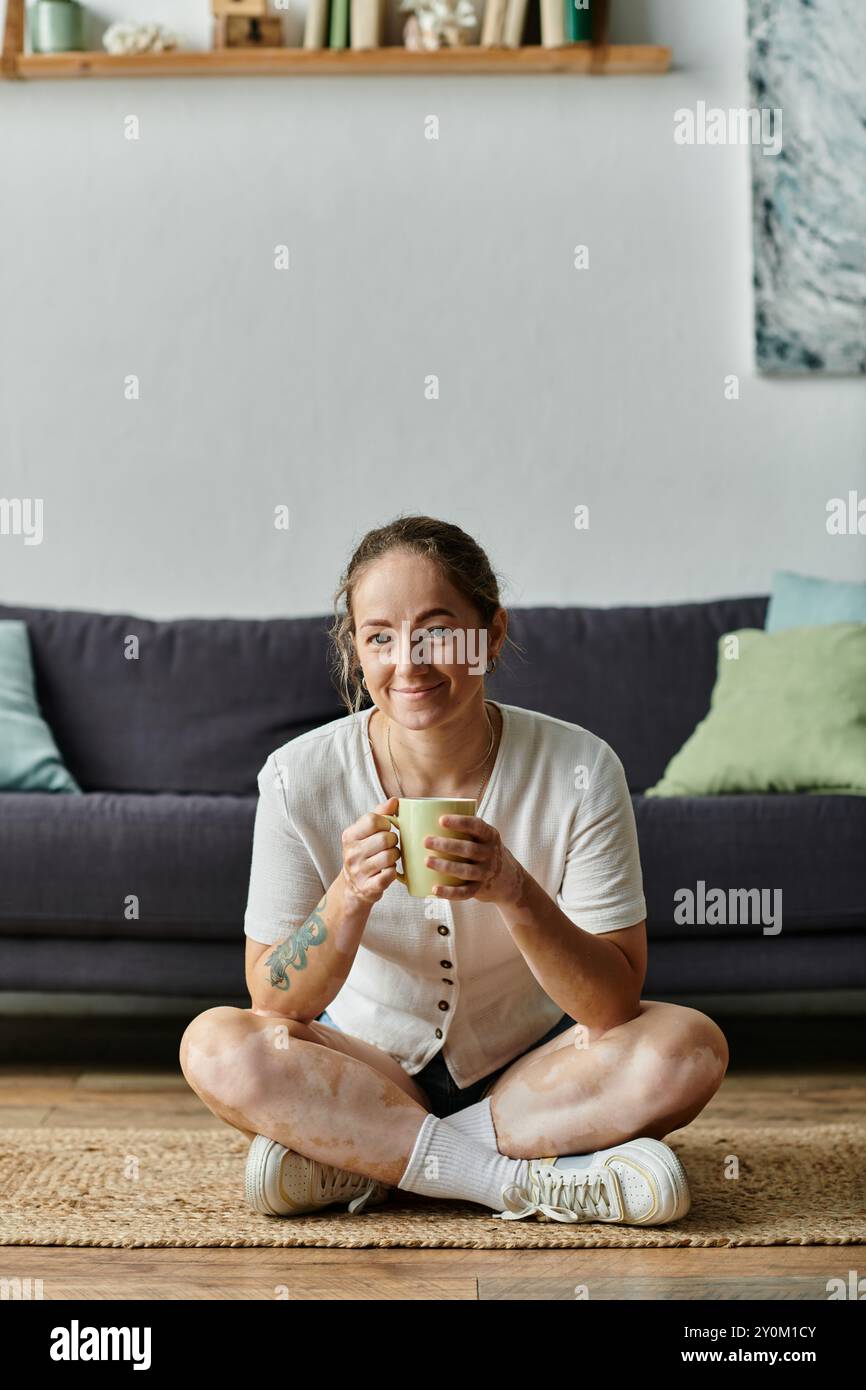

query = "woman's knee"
[180, 1006, 302, 1107]
[183, 1006, 318, 1067]
[180, 1007, 246, 1093]
[630, 1004, 728, 1103]
[677, 1007, 729, 1084]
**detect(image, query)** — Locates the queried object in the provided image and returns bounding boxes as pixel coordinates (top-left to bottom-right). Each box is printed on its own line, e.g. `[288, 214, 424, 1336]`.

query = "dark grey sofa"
[0, 598, 863, 1003]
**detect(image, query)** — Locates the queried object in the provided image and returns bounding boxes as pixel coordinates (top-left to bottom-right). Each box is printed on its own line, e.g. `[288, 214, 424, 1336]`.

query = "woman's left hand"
[424, 815, 525, 906]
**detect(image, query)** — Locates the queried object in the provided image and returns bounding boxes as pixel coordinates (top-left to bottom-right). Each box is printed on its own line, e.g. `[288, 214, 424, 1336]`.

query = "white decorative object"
[400, 0, 477, 50]
[102, 21, 180, 54]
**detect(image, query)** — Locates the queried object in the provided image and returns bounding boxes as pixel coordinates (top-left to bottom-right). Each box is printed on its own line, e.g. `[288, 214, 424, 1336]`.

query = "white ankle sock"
[445, 1097, 499, 1150]
[397, 1113, 530, 1212]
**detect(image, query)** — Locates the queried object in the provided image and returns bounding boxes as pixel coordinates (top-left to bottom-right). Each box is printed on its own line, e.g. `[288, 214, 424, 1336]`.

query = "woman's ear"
[489, 606, 508, 662]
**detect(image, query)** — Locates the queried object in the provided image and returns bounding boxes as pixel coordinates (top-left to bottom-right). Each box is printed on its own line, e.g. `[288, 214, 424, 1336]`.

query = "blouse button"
[435, 1028, 443, 1039]
[438, 1000, 449, 1011]
[440, 960, 452, 969]
[437, 924, 449, 935]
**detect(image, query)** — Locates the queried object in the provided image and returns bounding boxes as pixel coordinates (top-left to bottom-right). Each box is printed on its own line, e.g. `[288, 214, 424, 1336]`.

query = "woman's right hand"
[341, 797, 401, 905]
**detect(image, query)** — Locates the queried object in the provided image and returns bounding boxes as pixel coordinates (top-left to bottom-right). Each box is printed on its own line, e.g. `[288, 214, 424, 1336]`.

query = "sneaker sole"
[244, 1134, 391, 1218]
[609, 1137, 691, 1224]
[245, 1134, 283, 1216]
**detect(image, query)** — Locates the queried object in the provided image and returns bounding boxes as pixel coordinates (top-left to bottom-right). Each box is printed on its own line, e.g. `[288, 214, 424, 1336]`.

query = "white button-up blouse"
[243, 701, 647, 1088]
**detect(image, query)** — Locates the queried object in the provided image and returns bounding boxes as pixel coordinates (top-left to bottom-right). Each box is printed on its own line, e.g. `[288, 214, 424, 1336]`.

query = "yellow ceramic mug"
[386, 798, 477, 899]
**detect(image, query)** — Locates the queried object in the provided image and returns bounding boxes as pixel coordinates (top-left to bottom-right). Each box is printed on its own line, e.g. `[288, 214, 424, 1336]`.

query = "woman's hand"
[424, 814, 526, 906]
[341, 798, 401, 906]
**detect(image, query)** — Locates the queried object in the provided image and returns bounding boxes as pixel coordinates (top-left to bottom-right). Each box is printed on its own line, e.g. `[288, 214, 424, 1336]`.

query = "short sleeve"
[556, 741, 647, 935]
[243, 753, 326, 945]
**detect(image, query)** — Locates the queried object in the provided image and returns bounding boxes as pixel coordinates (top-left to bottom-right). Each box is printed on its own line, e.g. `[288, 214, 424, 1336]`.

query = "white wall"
[1, 0, 864, 619]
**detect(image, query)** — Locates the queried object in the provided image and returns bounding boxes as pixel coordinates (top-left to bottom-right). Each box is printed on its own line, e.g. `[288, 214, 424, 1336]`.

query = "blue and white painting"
[748, 0, 866, 374]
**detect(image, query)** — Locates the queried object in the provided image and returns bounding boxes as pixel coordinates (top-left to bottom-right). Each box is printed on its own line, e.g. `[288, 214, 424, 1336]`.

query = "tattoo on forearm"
[264, 894, 328, 992]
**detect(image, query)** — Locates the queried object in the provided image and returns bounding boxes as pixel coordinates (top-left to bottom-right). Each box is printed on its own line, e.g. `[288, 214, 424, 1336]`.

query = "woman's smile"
[390, 681, 447, 699]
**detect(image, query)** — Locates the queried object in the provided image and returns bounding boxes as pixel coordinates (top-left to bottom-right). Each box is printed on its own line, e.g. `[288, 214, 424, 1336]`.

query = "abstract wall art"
[748, 0, 866, 374]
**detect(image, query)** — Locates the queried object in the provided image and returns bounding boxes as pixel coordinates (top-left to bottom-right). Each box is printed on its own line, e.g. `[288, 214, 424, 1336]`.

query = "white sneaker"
[244, 1134, 390, 1217]
[495, 1137, 690, 1225]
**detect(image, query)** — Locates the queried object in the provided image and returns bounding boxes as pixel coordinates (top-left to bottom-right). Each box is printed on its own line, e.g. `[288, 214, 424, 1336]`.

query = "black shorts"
[316, 1009, 576, 1120]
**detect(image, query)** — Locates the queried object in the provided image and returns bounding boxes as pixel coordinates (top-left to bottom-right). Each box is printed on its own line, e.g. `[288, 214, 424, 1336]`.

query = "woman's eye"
[427, 626, 453, 639]
[370, 633, 391, 646]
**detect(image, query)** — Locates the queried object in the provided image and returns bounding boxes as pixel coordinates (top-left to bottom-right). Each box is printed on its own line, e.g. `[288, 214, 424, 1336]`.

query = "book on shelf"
[329, 0, 350, 48]
[539, 0, 565, 47]
[502, 0, 529, 47]
[480, 0, 508, 47]
[565, 0, 593, 43]
[350, 0, 385, 49]
[304, 0, 331, 49]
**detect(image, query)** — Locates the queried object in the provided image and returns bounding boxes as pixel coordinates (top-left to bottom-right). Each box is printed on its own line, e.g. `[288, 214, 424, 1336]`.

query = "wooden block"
[211, 0, 266, 18]
[1, 0, 26, 75]
[214, 15, 283, 47]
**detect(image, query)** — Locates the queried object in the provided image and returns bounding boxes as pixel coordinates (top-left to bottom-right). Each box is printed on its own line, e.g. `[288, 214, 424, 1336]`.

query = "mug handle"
[385, 814, 408, 885]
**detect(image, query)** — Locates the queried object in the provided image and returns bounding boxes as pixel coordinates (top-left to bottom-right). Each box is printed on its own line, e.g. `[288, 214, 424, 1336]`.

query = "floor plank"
[0, 1246, 854, 1301]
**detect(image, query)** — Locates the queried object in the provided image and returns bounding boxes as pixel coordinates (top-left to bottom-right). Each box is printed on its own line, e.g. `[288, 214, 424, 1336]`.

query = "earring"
[485, 657, 497, 674]
[359, 673, 368, 690]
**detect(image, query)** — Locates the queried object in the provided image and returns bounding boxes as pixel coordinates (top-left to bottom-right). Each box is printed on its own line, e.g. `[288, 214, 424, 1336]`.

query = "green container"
[30, 0, 84, 53]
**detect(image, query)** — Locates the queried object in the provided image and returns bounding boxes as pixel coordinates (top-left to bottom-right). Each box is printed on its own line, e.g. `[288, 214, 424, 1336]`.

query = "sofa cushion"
[0, 792, 256, 938]
[0, 604, 344, 794]
[489, 598, 768, 790]
[635, 793, 866, 939]
[766, 569, 866, 633]
[647, 623, 866, 797]
[0, 621, 81, 793]
[3, 789, 859, 948]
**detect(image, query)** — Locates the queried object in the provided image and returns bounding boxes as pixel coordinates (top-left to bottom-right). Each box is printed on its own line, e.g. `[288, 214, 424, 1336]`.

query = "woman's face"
[352, 551, 505, 729]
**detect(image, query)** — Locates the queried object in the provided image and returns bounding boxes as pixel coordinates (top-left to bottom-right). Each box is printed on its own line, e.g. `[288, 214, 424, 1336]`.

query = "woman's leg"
[179, 1006, 432, 1186]
[484, 1001, 729, 1159]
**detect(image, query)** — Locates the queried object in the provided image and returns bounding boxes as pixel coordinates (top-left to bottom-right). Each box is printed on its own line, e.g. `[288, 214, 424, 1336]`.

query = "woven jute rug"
[0, 1124, 863, 1249]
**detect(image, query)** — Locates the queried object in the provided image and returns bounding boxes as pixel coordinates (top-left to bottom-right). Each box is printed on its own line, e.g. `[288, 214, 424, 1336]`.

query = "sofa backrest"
[0, 604, 344, 794]
[487, 597, 768, 791]
[1, 596, 768, 794]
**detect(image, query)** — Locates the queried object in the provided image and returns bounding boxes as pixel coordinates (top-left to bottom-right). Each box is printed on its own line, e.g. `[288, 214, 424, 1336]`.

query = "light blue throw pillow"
[0, 621, 81, 792]
[765, 571, 866, 634]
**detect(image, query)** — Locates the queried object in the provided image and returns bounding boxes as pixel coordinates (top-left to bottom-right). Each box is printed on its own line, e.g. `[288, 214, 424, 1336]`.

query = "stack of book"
[304, 0, 385, 49]
[482, 0, 594, 48]
[304, 0, 597, 52]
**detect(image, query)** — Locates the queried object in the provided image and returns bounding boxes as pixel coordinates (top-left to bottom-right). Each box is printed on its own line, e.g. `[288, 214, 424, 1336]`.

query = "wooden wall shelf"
[4, 43, 671, 81]
[1, 0, 669, 80]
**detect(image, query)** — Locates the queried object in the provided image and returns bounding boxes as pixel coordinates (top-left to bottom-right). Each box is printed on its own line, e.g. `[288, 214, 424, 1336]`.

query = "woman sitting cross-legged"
[180, 515, 729, 1225]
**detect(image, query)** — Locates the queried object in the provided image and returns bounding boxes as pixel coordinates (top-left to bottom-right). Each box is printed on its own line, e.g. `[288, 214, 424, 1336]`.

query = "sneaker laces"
[312, 1160, 382, 1215]
[495, 1163, 614, 1223]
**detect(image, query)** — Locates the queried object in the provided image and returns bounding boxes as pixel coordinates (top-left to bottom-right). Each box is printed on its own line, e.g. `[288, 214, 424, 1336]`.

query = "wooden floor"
[1, 1060, 862, 1300]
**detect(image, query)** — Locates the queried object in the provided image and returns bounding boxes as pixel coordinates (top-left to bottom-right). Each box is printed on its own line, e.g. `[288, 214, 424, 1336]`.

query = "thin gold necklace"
[382, 703, 498, 803]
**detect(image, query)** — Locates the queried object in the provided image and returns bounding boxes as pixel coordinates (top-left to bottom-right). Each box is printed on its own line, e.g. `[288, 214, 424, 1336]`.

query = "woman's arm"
[245, 796, 402, 1021]
[426, 819, 645, 1029]
[246, 870, 372, 1020]
[494, 873, 646, 1031]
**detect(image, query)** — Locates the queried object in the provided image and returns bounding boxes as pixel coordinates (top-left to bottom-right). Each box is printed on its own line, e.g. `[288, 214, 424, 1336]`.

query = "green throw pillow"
[0, 620, 81, 792]
[646, 623, 866, 797]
